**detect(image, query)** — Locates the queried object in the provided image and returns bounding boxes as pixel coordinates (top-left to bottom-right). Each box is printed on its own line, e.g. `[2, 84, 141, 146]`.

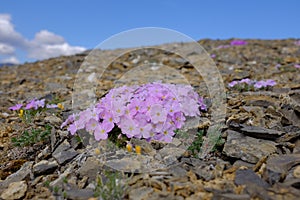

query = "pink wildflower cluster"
[62, 82, 207, 143]
[9, 98, 59, 111]
[216, 40, 247, 49]
[230, 40, 247, 46]
[228, 78, 276, 90]
[294, 40, 300, 46]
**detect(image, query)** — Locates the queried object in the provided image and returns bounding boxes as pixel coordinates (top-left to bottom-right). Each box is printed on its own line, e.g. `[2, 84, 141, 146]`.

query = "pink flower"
[35, 99, 45, 108]
[9, 103, 23, 111]
[85, 118, 99, 132]
[94, 122, 112, 140]
[119, 117, 139, 138]
[128, 99, 142, 116]
[230, 40, 247, 46]
[46, 104, 58, 109]
[63, 82, 206, 143]
[239, 78, 251, 84]
[228, 81, 238, 87]
[265, 79, 276, 87]
[25, 99, 38, 110]
[172, 112, 186, 129]
[155, 129, 175, 143]
[149, 104, 167, 124]
[137, 124, 152, 139]
[294, 64, 300, 68]
[67, 123, 77, 135]
[61, 114, 76, 128]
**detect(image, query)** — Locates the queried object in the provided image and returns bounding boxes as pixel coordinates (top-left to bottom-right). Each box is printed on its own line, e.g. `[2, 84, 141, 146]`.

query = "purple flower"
[46, 104, 58, 109]
[61, 114, 76, 128]
[149, 104, 167, 124]
[265, 79, 276, 87]
[210, 54, 216, 58]
[295, 64, 300, 68]
[24, 98, 45, 110]
[156, 129, 175, 143]
[254, 81, 265, 89]
[25, 99, 38, 110]
[228, 81, 238, 87]
[35, 99, 45, 108]
[239, 78, 252, 84]
[254, 79, 276, 89]
[67, 123, 77, 135]
[9, 103, 23, 111]
[63, 82, 206, 143]
[137, 124, 152, 139]
[294, 40, 300, 46]
[230, 40, 247, 46]
[119, 117, 139, 138]
[85, 118, 99, 132]
[198, 97, 207, 111]
[94, 122, 111, 140]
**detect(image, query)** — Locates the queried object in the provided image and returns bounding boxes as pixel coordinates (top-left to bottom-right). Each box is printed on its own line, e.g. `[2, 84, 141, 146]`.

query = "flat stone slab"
[223, 130, 277, 163]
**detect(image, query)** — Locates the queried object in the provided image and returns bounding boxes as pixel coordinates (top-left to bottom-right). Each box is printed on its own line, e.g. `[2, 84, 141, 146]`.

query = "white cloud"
[33, 30, 65, 45]
[1, 56, 19, 64]
[0, 14, 27, 48]
[0, 43, 15, 54]
[28, 30, 86, 60]
[0, 14, 86, 62]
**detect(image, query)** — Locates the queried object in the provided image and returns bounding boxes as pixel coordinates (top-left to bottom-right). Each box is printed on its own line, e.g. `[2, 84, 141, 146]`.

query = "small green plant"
[43, 180, 51, 187]
[53, 186, 60, 194]
[94, 170, 125, 200]
[174, 129, 190, 139]
[187, 130, 204, 156]
[11, 124, 52, 147]
[211, 134, 225, 152]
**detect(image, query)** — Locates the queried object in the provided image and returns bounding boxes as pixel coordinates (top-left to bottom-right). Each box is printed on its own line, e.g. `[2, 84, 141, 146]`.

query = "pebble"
[0, 181, 27, 200]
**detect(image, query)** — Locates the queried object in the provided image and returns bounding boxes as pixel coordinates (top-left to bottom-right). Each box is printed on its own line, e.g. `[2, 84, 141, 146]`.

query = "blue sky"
[0, 0, 299, 64]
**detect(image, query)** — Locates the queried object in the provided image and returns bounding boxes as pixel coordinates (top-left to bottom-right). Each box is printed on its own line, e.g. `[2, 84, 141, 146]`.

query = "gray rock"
[237, 124, 284, 140]
[223, 130, 277, 163]
[233, 160, 255, 168]
[158, 147, 186, 166]
[158, 147, 186, 158]
[263, 154, 300, 185]
[78, 157, 101, 181]
[50, 163, 74, 187]
[235, 169, 269, 188]
[167, 165, 187, 177]
[53, 148, 78, 165]
[0, 181, 27, 200]
[52, 139, 71, 155]
[104, 154, 166, 173]
[33, 160, 58, 176]
[0, 162, 33, 193]
[212, 193, 250, 200]
[65, 188, 94, 200]
[128, 186, 153, 200]
[44, 115, 62, 125]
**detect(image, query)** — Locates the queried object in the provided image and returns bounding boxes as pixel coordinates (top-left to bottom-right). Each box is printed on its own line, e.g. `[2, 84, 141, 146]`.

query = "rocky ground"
[0, 39, 300, 200]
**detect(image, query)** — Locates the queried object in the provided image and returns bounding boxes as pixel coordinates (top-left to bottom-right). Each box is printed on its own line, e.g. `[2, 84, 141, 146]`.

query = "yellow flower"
[18, 109, 24, 118]
[57, 103, 64, 110]
[94, 148, 101, 155]
[135, 145, 141, 155]
[126, 143, 132, 152]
